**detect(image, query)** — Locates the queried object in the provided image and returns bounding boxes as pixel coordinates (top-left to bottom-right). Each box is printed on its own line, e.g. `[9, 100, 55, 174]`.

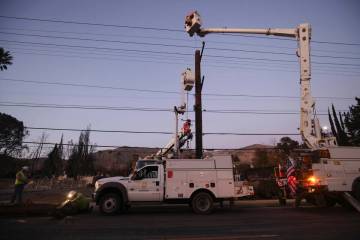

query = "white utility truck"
[93, 155, 254, 214]
[185, 11, 360, 209]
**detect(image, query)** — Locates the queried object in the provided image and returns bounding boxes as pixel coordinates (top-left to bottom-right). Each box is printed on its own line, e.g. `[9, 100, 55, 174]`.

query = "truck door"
[128, 165, 161, 201]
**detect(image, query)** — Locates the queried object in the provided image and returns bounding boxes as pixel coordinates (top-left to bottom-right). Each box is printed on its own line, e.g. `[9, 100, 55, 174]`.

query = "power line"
[8, 49, 360, 77]
[0, 15, 182, 33]
[0, 39, 193, 57]
[2, 39, 359, 67]
[7, 46, 360, 77]
[312, 40, 360, 46]
[4, 30, 360, 60]
[0, 78, 354, 100]
[0, 102, 172, 112]
[0, 101, 347, 115]
[23, 141, 307, 151]
[0, 78, 179, 95]
[1, 15, 360, 46]
[0, 31, 200, 50]
[26, 127, 173, 134]
[4, 26, 360, 56]
[204, 110, 330, 116]
[24, 127, 300, 136]
[7, 41, 360, 72]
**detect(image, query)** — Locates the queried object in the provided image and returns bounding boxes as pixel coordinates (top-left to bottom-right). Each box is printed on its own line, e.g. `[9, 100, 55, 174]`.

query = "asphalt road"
[1, 203, 360, 240]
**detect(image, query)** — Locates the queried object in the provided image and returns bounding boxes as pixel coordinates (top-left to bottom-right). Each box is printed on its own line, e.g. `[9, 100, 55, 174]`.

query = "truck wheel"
[99, 193, 122, 215]
[191, 192, 214, 214]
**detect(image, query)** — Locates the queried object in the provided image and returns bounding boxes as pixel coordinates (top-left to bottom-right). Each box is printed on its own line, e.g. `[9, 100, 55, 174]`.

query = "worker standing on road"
[10, 166, 30, 204]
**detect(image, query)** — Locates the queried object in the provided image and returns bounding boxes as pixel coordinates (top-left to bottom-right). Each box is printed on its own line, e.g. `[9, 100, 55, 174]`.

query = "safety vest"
[15, 170, 28, 185]
[73, 193, 90, 211]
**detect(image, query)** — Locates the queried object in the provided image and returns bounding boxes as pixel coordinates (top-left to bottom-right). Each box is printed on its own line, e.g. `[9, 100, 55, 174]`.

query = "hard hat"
[22, 166, 29, 171]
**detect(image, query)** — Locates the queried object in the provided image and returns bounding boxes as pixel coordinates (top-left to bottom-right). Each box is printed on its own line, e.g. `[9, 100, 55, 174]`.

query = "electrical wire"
[23, 141, 306, 151]
[1, 15, 360, 46]
[0, 15, 183, 32]
[7, 46, 360, 76]
[2, 31, 360, 60]
[2, 39, 359, 67]
[4, 26, 360, 56]
[0, 101, 347, 115]
[0, 78, 354, 100]
[24, 127, 300, 136]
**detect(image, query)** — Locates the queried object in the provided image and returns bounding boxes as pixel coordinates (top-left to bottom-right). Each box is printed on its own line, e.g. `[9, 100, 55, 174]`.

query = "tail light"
[306, 176, 320, 186]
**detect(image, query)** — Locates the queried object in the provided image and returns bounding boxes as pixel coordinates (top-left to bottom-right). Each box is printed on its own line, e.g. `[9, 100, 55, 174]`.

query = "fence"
[26, 176, 93, 191]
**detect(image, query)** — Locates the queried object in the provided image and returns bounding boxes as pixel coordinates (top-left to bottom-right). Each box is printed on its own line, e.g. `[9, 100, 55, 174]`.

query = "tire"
[99, 193, 122, 215]
[191, 192, 214, 214]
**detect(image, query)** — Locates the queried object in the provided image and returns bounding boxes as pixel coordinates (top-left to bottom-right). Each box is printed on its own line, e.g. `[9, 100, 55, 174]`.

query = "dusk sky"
[0, 0, 359, 155]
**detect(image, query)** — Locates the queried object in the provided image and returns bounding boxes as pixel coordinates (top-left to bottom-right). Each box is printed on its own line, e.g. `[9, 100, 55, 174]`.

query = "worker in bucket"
[179, 119, 193, 148]
[182, 119, 192, 136]
[10, 166, 30, 205]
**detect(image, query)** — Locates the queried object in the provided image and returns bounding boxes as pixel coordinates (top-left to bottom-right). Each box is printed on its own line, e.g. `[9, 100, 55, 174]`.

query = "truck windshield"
[135, 160, 157, 170]
[136, 166, 158, 180]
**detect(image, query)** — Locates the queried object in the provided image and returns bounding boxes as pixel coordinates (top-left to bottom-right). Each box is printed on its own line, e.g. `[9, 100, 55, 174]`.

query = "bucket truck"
[185, 11, 360, 210]
[92, 68, 255, 215]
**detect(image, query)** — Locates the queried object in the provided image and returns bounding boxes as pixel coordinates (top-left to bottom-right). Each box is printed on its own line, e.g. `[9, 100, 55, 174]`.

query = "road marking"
[148, 234, 280, 240]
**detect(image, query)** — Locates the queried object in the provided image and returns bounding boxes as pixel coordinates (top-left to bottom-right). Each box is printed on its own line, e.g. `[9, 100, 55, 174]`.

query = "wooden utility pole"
[194, 50, 203, 159]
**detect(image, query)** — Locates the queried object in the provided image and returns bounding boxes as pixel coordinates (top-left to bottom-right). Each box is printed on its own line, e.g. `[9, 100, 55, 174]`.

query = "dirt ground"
[0, 178, 93, 204]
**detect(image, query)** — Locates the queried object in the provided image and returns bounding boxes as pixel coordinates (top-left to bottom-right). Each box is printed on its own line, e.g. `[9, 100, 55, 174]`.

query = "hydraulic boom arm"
[185, 11, 335, 149]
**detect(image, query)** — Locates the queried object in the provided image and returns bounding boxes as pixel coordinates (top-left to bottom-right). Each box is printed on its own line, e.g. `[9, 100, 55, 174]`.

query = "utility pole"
[194, 50, 203, 159]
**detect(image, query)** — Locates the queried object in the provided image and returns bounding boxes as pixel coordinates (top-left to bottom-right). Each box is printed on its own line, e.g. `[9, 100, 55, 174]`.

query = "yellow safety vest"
[15, 170, 28, 185]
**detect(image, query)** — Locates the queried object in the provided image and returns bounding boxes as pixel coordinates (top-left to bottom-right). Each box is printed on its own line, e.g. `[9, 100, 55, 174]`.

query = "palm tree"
[0, 47, 13, 71]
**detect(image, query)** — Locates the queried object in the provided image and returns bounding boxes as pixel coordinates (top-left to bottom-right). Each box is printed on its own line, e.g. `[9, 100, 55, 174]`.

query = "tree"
[0, 112, 28, 156]
[66, 127, 95, 179]
[253, 149, 271, 168]
[43, 135, 64, 177]
[0, 47, 13, 71]
[275, 137, 302, 166]
[29, 132, 47, 174]
[328, 104, 350, 146]
[344, 97, 360, 146]
[276, 137, 300, 155]
[43, 144, 59, 177]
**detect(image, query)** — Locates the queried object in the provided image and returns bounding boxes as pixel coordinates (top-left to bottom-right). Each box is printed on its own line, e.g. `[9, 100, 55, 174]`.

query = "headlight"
[95, 181, 102, 191]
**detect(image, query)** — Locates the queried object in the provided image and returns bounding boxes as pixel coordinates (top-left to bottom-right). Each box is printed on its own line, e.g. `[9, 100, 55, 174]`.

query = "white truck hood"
[97, 176, 129, 184]
[95, 176, 130, 191]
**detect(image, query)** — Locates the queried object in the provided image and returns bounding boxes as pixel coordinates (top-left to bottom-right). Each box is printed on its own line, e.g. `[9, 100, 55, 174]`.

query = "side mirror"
[131, 171, 144, 180]
[185, 11, 202, 37]
[131, 172, 137, 180]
